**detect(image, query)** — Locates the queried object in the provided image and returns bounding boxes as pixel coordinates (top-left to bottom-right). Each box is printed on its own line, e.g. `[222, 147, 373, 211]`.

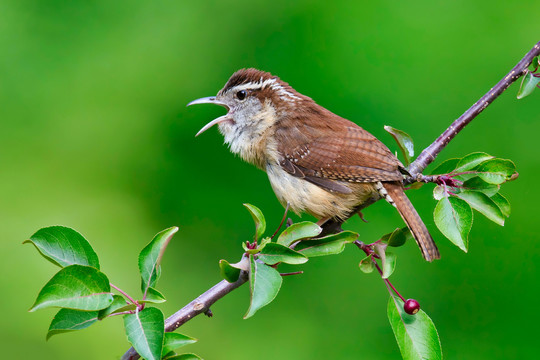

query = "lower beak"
[187, 96, 232, 136]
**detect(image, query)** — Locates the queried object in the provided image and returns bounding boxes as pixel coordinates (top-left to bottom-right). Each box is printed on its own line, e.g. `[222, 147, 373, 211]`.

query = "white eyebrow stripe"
[230, 78, 302, 101]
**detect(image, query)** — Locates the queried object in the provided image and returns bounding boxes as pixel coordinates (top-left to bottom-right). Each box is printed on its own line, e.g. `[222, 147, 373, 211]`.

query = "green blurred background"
[1, 0, 538, 358]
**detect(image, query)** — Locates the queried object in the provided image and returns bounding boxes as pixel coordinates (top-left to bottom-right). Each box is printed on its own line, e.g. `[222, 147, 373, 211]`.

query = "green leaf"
[219, 259, 242, 283]
[259, 236, 272, 248]
[359, 255, 374, 273]
[517, 71, 540, 99]
[141, 287, 166, 304]
[276, 221, 322, 247]
[162, 333, 197, 355]
[434, 197, 472, 252]
[30, 265, 113, 312]
[24, 226, 99, 269]
[462, 177, 500, 196]
[387, 296, 442, 360]
[384, 125, 414, 165]
[382, 252, 397, 279]
[139, 227, 178, 297]
[244, 255, 282, 319]
[381, 227, 412, 248]
[491, 193, 511, 217]
[429, 158, 459, 175]
[258, 243, 308, 265]
[47, 309, 98, 340]
[455, 191, 505, 226]
[124, 307, 164, 360]
[164, 354, 201, 360]
[243, 203, 266, 240]
[98, 295, 134, 320]
[295, 231, 358, 257]
[454, 152, 493, 173]
[476, 159, 517, 185]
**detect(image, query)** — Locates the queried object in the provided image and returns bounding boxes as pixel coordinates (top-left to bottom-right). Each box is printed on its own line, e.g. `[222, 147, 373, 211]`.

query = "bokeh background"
[1, 1, 538, 359]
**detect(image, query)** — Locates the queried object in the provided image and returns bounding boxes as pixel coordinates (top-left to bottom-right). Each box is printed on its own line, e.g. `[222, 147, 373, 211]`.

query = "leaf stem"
[110, 283, 139, 307]
[373, 261, 405, 302]
[280, 271, 304, 276]
[271, 202, 290, 239]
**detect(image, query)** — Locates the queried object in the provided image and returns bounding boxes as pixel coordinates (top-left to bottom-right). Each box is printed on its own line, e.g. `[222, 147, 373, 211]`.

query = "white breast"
[265, 162, 362, 220]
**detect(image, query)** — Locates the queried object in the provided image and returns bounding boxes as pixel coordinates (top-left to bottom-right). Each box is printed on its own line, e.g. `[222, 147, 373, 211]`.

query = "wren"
[188, 69, 439, 261]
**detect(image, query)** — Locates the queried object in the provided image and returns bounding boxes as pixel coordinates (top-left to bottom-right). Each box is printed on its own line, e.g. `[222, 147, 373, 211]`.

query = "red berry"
[404, 299, 420, 315]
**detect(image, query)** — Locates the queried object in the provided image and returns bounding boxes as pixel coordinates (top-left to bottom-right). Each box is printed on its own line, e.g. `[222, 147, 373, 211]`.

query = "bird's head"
[188, 68, 305, 142]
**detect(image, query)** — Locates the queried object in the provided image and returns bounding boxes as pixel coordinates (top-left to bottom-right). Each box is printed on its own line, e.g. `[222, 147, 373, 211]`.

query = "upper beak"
[187, 96, 232, 137]
[187, 96, 227, 107]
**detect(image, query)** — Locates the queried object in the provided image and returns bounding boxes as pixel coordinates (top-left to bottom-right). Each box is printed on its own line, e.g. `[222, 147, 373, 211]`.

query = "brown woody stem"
[407, 41, 540, 178]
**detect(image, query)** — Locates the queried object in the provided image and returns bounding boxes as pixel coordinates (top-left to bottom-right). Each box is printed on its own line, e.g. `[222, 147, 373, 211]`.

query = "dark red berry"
[404, 299, 420, 315]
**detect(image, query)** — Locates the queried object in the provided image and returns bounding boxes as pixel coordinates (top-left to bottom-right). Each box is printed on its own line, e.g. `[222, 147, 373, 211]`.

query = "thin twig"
[407, 41, 540, 179]
[121, 272, 248, 360]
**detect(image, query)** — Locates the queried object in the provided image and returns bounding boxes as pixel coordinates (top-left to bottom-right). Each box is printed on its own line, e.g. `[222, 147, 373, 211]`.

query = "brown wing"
[275, 107, 404, 192]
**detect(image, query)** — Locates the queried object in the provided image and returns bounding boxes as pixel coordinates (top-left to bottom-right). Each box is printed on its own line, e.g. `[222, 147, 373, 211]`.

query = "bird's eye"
[236, 90, 247, 100]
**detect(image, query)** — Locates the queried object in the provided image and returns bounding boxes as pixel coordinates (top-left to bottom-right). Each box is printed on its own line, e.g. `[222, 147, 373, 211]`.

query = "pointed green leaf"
[124, 307, 164, 360]
[491, 193, 511, 218]
[98, 295, 134, 320]
[434, 197, 472, 252]
[259, 236, 272, 248]
[359, 255, 374, 273]
[219, 259, 242, 283]
[454, 152, 493, 173]
[276, 221, 322, 247]
[243, 203, 266, 240]
[258, 243, 308, 265]
[455, 191, 505, 226]
[139, 227, 178, 297]
[295, 231, 358, 257]
[30, 265, 113, 312]
[388, 296, 442, 360]
[24, 226, 99, 269]
[382, 252, 397, 279]
[462, 177, 500, 196]
[384, 125, 414, 165]
[476, 159, 517, 185]
[162, 333, 197, 355]
[140, 287, 166, 304]
[381, 227, 411, 248]
[429, 158, 459, 175]
[517, 71, 540, 99]
[47, 308, 99, 340]
[244, 255, 282, 319]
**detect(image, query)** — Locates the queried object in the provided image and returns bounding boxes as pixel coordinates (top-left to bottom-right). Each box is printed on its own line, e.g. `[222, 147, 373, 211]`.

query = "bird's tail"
[382, 182, 440, 261]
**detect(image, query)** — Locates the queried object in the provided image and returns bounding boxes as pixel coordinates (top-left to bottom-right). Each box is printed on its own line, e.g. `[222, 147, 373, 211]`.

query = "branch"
[120, 41, 539, 359]
[407, 40, 540, 178]
[121, 271, 248, 360]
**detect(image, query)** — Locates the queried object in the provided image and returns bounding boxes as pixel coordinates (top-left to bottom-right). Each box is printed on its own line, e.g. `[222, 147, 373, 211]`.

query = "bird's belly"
[266, 163, 376, 220]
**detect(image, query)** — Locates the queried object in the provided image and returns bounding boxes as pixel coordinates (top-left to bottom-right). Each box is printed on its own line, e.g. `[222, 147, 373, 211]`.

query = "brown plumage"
[189, 68, 440, 261]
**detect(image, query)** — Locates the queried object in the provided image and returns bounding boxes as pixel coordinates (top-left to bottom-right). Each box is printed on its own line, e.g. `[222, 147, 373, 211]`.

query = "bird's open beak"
[187, 96, 232, 137]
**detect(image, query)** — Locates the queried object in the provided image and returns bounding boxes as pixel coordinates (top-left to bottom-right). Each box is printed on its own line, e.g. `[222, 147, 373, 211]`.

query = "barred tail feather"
[382, 182, 440, 261]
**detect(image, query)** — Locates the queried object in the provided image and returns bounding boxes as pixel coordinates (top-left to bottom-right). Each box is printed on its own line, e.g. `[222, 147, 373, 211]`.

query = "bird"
[188, 68, 440, 261]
